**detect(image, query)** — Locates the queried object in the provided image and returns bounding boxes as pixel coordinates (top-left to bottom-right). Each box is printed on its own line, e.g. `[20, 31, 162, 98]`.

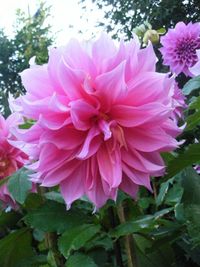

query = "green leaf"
[134, 234, 175, 267]
[16, 255, 47, 267]
[45, 191, 65, 204]
[182, 168, 200, 245]
[157, 27, 166, 34]
[178, 238, 200, 265]
[0, 228, 34, 267]
[33, 228, 45, 242]
[84, 233, 113, 251]
[166, 143, 200, 178]
[66, 252, 97, 267]
[58, 224, 100, 258]
[186, 109, 200, 130]
[111, 208, 173, 238]
[24, 200, 90, 233]
[182, 75, 200, 95]
[154, 207, 174, 219]
[185, 204, 200, 246]
[189, 95, 200, 110]
[7, 167, 32, 204]
[19, 119, 35, 129]
[24, 193, 44, 211]
[165, 184, 183, 205]
[156, 178, 174, 206]
[174, 203, 185, 222]
[0, 210, 22, 229]
[47, 250, 57, 267]
[110, 215, 155, 238]
[87, 248, 108, 267]
[138, 197, 154, 209]
[186, 95, 200, 130]
[182, 167, 200, 205]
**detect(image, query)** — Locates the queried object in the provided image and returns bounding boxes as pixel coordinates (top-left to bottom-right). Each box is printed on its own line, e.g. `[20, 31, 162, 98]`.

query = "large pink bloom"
[0, 114, 28, 209]
[12, 34, 182, 209]
[160, 22, 200, 77]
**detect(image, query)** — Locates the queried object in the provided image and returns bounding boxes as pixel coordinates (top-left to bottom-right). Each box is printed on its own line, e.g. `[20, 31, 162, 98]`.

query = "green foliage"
[0, 210, 22, 230]
[0, 228, 34, 267]
[183, 75, 200, 95]
[66, 253, 97, 267]
[58, 224, 100, 258]
[181, 168, 200, 246]
[156, 177, 175, 206]
[24, 200, 91, 233]
[7, 167, 32, 204]
[166, 143, 200, 178]
[182, 168, 200, 205]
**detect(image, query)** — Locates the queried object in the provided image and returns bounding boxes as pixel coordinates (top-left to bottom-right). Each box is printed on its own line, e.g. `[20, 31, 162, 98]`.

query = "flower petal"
[70, 99, 98, 130]
[111, 102, 172, 127]
[97, 142, 122, 188]
[60, 163, 86, 209]
[94, 61, 127, 111]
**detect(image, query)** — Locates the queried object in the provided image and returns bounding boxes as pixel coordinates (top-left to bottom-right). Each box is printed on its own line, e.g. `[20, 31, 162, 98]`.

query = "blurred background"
[0, 0, 200, 116]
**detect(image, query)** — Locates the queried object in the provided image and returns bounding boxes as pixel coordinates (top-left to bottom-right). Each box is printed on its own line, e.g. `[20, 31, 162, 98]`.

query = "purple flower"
[160, 22, 200, 76]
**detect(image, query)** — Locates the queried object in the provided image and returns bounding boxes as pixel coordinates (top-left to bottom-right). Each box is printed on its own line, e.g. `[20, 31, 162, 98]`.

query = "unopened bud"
[143, 29, 160, 45]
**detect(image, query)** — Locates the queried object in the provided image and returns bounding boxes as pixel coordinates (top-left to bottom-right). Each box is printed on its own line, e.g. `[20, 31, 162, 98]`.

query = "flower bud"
[143, 29, 160, 45]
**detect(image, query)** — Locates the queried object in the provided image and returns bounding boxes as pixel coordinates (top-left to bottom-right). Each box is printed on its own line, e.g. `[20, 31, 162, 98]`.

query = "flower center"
[112, 125, 128, 150]
[175, 37, 200, 66]
[0, 158, 10, 179]
[99, 112, 109, 121]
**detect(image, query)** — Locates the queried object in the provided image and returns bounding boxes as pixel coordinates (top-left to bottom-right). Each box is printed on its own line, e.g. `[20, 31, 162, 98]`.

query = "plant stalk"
[117, 203, 137, 267]
[45, 232, 65, 267]
[39, 186, 65, 267]
[109, 207, 124, 267]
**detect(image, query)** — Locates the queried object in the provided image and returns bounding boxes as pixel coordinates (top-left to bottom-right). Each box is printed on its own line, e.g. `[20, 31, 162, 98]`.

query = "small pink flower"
[194, 165, 200, 174]
[160, 22, 200, 76]
[12, 34, 182, 209]
[0, 114, 28, 209]
[171, 83, 187, 121]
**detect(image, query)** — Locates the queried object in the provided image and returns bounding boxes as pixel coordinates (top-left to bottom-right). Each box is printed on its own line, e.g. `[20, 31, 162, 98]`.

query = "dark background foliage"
[0, 2, 53, 116]
[81, 0, 200, 39]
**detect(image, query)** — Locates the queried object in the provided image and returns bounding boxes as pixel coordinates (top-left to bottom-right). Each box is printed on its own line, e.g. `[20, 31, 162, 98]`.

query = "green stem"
[117, 203, 137, 267]
[45, 232, 65, 267]
[39, 186, 65, 267]
[109, 207, 124, 267]
[152, 179, 157, 200]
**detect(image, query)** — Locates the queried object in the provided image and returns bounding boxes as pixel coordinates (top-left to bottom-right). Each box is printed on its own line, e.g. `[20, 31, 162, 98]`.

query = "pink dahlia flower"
[12, 34, 182, 209]
[0, 114, 28, 209]
[160, 22, 200, 76]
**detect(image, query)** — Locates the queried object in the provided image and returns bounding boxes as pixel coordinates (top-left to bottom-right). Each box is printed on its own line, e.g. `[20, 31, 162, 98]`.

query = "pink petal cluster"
[0, 114, 28, 209]
[160, 22, 200, 77]
[190, 49, 200, 76]
[171, 83, 187, 121]
[12, 34, 182, 209]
